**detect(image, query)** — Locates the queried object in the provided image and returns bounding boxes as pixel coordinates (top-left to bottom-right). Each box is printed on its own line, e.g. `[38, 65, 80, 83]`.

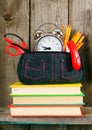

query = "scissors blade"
[12, 42, 28, 53]
[4, 37, 14, 44]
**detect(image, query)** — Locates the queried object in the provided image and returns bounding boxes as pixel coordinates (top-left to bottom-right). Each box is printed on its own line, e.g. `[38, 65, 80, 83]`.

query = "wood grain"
[0, 0, 92, 129]
[69, 0, 92, 107]
[0, 107, 92, 125]
[69, 126, 92, 130]
[31, 0, 68, 50]
[3, 125, 29, 130]
[0, 0, 29, 107]
[30, 125, 67, 130]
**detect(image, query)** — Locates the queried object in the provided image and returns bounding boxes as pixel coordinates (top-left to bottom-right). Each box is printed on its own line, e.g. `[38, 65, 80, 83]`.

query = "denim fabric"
[17, 52, 84, 85]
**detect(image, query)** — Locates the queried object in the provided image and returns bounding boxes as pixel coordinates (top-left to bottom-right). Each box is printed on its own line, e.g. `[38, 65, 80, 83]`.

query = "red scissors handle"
[4, 33, 28, 56]
[5, 44, 25, 56]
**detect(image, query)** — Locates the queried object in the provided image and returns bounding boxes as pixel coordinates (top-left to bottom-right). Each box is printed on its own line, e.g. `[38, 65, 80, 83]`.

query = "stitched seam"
[24, 61, 45, 80]
[61, 61, 79, 80]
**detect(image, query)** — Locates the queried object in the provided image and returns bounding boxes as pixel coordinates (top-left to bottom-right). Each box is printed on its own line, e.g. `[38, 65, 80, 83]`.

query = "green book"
[10, 93, 85, 106]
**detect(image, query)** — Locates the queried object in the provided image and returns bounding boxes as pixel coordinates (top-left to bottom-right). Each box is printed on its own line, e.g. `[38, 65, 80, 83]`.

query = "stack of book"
[9, 82, 85, 117]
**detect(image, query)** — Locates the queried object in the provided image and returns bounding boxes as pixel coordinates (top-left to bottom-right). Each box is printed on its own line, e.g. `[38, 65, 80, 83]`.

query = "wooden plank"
[69, 126, 82, 130]
[69, 125, 92, 130]
[0, 0, 29, 107]
[30, 125, 57, 130]
[85, 126, 92, 130]
[69, 0, 92, 31]
[57, 126, 68, 130]
[31, 0, 68, 50]
[3, 125, 29, 130]
[0, 107, 92, 125]
[0, 0, 7, 107]
[30, 125, 67, 130]
[69, 0, 92, 106]
[0, 125, 3, 130]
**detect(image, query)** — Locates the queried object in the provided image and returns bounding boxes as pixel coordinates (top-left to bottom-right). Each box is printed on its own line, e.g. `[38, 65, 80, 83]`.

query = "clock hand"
[42, 46, 51, 50]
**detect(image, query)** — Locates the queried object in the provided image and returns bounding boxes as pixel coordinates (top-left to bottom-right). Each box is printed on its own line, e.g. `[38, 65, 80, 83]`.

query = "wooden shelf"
[0, 107, 92, 125]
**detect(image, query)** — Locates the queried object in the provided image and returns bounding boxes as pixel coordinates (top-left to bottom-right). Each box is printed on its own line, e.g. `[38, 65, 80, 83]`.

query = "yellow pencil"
[71, 32, 79, 41]
[76, 35, 85, 47]
[63, 25, 71, 51]
[76, 42, 81, 48]
[77, 42, 84, 50]
[72, 32, 82, 44]
[78, 35, 85, 43]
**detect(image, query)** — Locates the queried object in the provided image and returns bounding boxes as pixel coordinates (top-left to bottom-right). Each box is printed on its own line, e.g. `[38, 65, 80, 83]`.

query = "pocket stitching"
[60, 61, 80, 80]
[24, 61, 46, 80]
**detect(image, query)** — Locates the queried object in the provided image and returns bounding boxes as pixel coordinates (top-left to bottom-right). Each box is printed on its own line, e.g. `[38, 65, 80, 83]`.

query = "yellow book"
[10, 82, 82, 95]
[10, 82, 82, 88]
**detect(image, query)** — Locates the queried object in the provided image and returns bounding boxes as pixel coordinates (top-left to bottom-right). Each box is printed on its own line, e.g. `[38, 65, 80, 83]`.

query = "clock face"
[37, 35, 63, 51]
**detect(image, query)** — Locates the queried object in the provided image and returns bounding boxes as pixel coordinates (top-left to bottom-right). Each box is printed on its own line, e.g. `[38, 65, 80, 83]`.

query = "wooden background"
[0, 0, 92, 129]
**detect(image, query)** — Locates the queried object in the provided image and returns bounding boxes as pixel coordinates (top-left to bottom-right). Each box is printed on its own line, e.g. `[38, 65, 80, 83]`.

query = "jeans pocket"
[60, 59, 80, 81]
[24, 60, 46, 81]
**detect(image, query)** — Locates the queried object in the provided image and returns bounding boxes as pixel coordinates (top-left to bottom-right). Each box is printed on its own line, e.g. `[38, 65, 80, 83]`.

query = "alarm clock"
[33, 23, 63, 52]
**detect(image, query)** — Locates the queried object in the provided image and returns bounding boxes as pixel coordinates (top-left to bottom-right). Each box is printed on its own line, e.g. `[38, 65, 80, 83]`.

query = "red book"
[9, 104, 83, 117]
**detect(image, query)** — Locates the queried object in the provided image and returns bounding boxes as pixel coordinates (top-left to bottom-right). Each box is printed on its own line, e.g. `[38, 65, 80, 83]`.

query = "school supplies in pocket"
[4, 24, 85, 85]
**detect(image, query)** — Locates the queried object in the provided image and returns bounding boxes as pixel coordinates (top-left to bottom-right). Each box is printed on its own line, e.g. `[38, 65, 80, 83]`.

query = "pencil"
[78, 35, 85, 43]
[63, 25, 71, 51]
[76, 35, 85, 47]
[71, 32, 82, 44]
[77, 42, 84, 50]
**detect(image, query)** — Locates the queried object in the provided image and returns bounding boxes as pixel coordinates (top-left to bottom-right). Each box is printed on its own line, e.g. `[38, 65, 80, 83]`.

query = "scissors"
[4, 33, 29, 56]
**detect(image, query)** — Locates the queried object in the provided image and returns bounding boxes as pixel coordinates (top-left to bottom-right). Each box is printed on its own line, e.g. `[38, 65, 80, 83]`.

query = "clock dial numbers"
[37, 35, 63, 51]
